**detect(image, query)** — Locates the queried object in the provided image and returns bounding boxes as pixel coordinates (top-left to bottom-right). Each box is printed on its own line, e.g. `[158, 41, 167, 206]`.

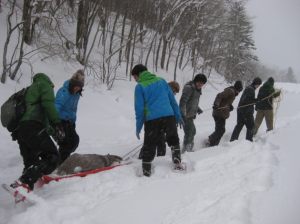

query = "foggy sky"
[246, 0, 300, 77]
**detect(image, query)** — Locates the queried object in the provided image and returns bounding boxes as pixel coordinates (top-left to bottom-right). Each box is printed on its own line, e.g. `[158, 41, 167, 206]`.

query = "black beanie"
[252, 77, 262, 86]
[193, 74, 207, 84]
[267, 77, 274, 85]
[131, 64, 148, 76]
[234, 80, 243, 92]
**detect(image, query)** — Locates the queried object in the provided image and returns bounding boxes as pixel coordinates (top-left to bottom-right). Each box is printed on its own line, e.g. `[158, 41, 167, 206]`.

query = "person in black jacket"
[230, 77, 262, 142]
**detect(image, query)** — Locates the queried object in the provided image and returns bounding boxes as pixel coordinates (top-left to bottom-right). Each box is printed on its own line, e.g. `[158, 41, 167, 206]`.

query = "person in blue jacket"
[55, 69, 84, 163]
[132, 64, 184, 176]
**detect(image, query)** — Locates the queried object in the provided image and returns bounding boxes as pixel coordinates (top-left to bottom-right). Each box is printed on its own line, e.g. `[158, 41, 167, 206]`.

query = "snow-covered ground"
[0, 66, 300, 224]
[1, 6, 300, 224]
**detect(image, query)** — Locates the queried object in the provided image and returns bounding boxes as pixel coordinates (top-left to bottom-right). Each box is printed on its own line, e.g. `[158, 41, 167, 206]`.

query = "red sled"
[39, 161, 132, 186]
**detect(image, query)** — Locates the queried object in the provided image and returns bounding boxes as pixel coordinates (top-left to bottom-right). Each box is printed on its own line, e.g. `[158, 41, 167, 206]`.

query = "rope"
[201, 89, 282, 112]
[122, 143, 143, 161]
[273, 88, 283, 129]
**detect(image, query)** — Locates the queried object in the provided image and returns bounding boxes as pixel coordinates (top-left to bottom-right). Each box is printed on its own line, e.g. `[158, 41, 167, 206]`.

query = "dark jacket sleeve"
[239, 86, 255, 107]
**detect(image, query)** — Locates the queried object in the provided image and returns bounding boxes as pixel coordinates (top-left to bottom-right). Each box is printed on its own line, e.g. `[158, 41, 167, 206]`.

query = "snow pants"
[183, 117, 196, 149]
[208, 115, 226, 146]
[254, 109, 274, 135]
[139, 130, 166, 159]
[16, 121, 59, 188]
[142, 116, 180, 164]
[58, 120, 79, 164]
[230, 112, 255, 142]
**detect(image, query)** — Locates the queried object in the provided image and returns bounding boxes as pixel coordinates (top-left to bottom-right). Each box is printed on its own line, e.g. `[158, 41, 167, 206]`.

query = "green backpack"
[1, 88, 28, 132]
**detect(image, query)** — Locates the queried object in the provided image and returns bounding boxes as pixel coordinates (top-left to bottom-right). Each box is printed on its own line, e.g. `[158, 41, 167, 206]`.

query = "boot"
[186, 143, 194, 152]
[182, 145, 186, 154]
[19, 165, 42, 190]
[171, 146, 181, 164]
[142, 162, 151, 177]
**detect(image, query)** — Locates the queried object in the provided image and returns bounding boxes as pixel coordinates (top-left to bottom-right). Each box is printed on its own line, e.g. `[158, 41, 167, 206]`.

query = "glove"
[55, 122, 66, 143]
[178, 118, 185, 129]
[229, 105, 234, 111]
[136, 131, 140, 140]
[197, 107, 203, 115]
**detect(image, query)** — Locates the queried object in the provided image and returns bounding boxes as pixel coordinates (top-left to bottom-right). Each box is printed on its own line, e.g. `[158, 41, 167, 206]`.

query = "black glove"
[178, 118, 185, 129]
[55, 122, 66, 143]
[229, 105, 234, 111]
[197, 107, 203, 115]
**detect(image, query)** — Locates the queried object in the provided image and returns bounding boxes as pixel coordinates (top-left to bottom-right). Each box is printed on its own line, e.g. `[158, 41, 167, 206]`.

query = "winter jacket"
[134, 71, 182, 134]
[237, 84, 256, 116]
[55, 80, 80, 124]
[212, 86, 237, 119]
[255, 80, 279, 110]
[179, 81, 202, 119]
[20, 73, 60, 127]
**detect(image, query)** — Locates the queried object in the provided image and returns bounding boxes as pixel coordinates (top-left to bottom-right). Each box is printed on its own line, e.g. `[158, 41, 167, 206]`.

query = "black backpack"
[1, 88, 28, 132]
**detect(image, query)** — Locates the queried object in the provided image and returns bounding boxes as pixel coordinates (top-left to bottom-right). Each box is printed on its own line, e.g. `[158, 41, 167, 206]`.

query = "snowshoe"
[2, 181, 35, 205]
[172, 162, 187, 173]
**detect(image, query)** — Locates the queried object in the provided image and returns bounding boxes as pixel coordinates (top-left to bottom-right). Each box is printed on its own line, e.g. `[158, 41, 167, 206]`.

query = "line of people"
[11, 65, 281, 186]
[132, 64, 281, 177]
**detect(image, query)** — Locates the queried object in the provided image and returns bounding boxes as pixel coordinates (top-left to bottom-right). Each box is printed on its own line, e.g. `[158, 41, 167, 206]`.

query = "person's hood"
[138, 71, 161, 87]
[32, 73, 54, 87]
[63, 80, 70, 89]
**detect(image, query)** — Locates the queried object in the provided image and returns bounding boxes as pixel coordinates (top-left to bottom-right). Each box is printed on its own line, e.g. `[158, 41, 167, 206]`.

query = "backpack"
[1, 88, 28, 132]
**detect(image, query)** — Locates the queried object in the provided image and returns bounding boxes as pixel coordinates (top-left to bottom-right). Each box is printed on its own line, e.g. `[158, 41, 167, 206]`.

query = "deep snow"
[1, 71, 300, 224]
[1, 6, 300, 224]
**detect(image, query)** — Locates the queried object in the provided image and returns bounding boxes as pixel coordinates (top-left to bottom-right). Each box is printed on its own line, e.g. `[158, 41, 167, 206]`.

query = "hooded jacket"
[55, 80, 81, 124]
[134, 71, 182, 134]
[255, 79, 279, 110]
[20, 73, 60, 126]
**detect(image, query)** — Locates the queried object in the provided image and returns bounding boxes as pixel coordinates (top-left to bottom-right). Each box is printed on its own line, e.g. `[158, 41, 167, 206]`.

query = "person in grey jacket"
[179, 74, 207, 152]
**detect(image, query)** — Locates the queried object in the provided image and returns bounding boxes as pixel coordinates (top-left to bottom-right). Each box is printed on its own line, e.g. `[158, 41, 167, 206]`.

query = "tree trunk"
[166, 37, 175, 71]
[173, 42, 183, 81]
[22, 0, 33, 45]
[160, 36, 167, 69]
[155, 36, 162, 71]
[109, 12, 120, 54]
[119, 11, 127, 65]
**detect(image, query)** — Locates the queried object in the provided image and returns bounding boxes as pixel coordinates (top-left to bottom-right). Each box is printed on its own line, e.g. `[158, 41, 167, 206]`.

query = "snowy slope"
[1, 71, 300, 224]
[1, 6, 300, 224]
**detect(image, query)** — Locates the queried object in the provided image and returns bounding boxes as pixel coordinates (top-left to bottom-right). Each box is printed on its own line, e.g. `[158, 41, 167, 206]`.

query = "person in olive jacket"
[179, 74, 207, 152]
[253, 77, 281, 135]
[11, 73, 65, 190]
[207, 80, 243, 147]
[230, 77, 262, 142]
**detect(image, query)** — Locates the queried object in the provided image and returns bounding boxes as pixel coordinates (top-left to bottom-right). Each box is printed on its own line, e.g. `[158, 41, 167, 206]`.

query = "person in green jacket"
[10, 73, 65, 190]
[253, 77, 281, 135]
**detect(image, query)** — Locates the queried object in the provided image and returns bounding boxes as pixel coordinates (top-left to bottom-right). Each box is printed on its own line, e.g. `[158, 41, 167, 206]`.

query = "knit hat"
[168, 81, 180, 93]
[252, 77, 262, 86]
[234, 80, 243, 92]
[131, 64, 148, 76]
[70, 69, 85, 88]
[267, 77, 274, 86]
[193, 74, 207, 84]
